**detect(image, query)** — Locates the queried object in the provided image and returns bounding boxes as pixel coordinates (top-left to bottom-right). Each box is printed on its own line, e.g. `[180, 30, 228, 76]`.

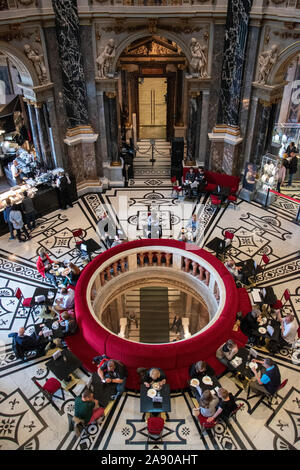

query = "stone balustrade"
[90, 246, 223, 318]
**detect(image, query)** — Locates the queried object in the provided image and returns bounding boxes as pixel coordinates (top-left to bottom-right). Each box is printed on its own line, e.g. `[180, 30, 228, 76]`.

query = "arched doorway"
[117, 36, 187, 143]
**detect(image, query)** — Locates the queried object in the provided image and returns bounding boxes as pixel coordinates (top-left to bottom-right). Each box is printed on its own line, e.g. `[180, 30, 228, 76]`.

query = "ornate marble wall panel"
[0, 24, 50, 87]
[254, 22, 300, 86]
[94, 18, 211, 78]
[51, 0, 89, 127]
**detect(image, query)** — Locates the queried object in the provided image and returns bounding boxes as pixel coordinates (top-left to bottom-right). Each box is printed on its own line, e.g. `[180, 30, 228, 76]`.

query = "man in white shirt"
[224, 260, 242, 281]
[277, 312, 298, 346]
[52, 287, 75, 313]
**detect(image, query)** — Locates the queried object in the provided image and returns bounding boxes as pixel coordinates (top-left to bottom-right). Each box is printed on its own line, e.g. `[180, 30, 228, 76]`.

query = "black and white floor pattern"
[0, 181, 299, 451]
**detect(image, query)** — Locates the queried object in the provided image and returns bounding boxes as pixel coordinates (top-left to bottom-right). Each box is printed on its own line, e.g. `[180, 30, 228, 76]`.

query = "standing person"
[9, 204, 30, 242]
[276, 161, 286, 193]
[285, 141, 297, 157]
[287, 152, 298, 186]
[11, 160, 22, 185]
[3, 198, 15, 240]
[22, 191, 36, 231]
[56, 172, 73, 210]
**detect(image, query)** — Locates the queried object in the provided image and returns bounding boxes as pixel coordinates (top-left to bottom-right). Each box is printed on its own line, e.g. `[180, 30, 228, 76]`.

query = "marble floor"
[0, 179, 299, 451]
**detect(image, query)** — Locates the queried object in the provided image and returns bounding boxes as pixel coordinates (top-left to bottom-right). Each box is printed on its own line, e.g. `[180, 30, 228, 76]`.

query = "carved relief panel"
[0, 23, 50, 87]
[255, 22, 300, 86]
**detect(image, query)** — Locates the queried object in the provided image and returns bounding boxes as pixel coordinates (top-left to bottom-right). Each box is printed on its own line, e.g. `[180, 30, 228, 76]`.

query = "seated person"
[8, 327, 47, 360]
[184, 168, 197, 198]
[216, 339, 239, 371]
[186, 214, 199, 241]
[36, 249, 59, 287]
[206, 388, 237, 423]
[196, 166, 207, 201]
[140, 367, 167, 388]
[194, 390, 219, 418]
[74, 389, 104, 432]
[276, 312, 298, 347]
[64, 262, 81, 287]
[59, 311, 78, 336]
[189, 361, 215, 403]
[224, 260, 243, 282]
[240, 308, 263, 341]
[97, 359, 127, 400]
[249, 357, 281, 396]
[51, 287, 75, 313]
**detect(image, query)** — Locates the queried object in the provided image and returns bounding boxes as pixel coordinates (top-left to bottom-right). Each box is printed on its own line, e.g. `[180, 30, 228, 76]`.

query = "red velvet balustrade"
[66, 239, 249, 390]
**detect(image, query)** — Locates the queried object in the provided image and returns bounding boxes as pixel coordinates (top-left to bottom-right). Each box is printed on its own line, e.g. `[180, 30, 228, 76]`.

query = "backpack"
[92, 354, 109, 368]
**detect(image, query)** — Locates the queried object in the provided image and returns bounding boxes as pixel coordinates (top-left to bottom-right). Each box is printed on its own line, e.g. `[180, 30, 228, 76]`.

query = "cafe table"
[189, 374, 221, 396]
[205, 237, 225, 256]
[35, 318, 65, 341]
[140, 384, 171, 417]
[46, 348, 82, 382]
[30, 286, 57, 307]
[229, 347, 263, 387]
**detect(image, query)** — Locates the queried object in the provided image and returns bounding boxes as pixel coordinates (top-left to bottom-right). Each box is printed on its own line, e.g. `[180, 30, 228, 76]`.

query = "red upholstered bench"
[182, 168, 240, 196]
[237, 287, 252, 317]
[68, 240, 242, 391]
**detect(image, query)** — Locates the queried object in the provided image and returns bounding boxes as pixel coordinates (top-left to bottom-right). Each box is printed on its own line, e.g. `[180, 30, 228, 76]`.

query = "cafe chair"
[280, 289, 291, 307]
[197, 413, 218, 436]
[171, 176, 182, 198]
[15, 288, 33, 316]
[209, 194, 222, 209]
[147, 416, 165, 445]
[72, 228, 85, 249]
[271, 289, 291, 311]
[265, 379, 288, 407]
[32, 377, 63, 415]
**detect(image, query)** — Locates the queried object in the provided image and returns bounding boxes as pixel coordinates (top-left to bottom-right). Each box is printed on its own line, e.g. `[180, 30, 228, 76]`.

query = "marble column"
[26, 102, 42, 163]
[35, 103, 53, 170]
[96, 91, 109, 162]
[104, 91, 121, 166]
[187, 93, 201, 164]
[199, 90, 210, 166]
[251, 101, 272, 165]
[44, 97, 63, 168]
[51, 0, 89, 128]
[209, 0, 253, 175]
